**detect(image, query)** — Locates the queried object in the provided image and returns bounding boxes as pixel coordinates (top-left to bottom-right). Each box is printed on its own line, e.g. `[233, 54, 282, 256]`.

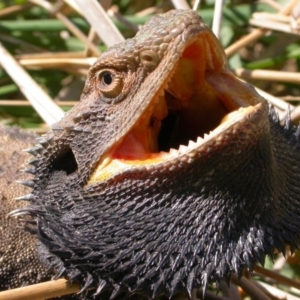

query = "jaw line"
[88, 33, 266, 185]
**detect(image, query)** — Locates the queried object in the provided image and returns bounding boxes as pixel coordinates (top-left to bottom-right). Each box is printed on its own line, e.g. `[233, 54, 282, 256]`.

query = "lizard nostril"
[51, 146, 78, 175]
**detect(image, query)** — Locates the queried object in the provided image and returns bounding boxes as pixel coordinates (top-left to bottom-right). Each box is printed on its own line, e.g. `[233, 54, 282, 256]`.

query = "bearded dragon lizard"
[2, 9, 300, 299]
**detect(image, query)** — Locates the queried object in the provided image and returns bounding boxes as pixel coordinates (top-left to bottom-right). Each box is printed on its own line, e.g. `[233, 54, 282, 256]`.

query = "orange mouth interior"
[89, 33, 261, 183]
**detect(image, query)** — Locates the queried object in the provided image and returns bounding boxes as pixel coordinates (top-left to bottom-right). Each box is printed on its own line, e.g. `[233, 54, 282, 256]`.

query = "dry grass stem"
[258, 281, 300, 300]
[84, 28, 100, 57]
[171, 0, 190, 9]
[0, 43, 64, 125]
[267, 0, 299, 17]
[16, 52, 87, 59]
[192, 0, 202, 11]
[15, 51, 96, 76]
[288, 105, 300, 123]
[260, 0, 282, 11]
[231, 275, 272, 300]
[0, 278, 80, 300]
[18, 57, 97, 68]
[108, 6, 139, 33]
[100, 0, 112, 11]
[234, 68, 300, 84]
[273, 254, 289, 271]
[135, 7, 158, 17]
[235, 78, 292, 119]
[212, 0, 225, 39]
[0, 3, 34, 17]
[0, 100, 77, 107]
[68, 0, 124, 47]
[0, 33, 47, 53]
[254, 265, 300, 290]
[250, 19, 300, 35]
[252, 12, 300, 25]
[63, 0, 81, 13]
[225, 0, 300, 57]
[219, 281, 242, 300]
[241, 276, 282, 300]
[196, 290, 229, 300]
[254, 86, 294, 120]
[282, 96, 300, 101]
[29, 0, 101, 56]
[225, 29, 269, 58]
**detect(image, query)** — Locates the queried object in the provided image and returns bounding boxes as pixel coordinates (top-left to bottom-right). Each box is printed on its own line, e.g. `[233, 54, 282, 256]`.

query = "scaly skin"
[0, 127, 50, 290]
[12, 9, 300, 299]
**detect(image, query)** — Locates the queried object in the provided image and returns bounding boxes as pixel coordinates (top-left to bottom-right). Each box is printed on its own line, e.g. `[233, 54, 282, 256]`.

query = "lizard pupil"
[102, 72, 113, 85]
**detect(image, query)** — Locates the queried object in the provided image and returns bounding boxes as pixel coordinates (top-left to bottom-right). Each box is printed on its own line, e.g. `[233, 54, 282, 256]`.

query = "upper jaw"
[88, 30, 267, 185]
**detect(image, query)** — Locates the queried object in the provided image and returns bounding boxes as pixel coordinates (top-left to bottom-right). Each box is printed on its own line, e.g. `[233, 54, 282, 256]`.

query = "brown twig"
[0, 279, 80, 300]
[67, 0, 124, 47]
[234, 69, 300, 84]
[0, 43, 64, 125]
[196, 290, 230, 300]
[0, 100, 77, 106]
[212, 0, 225, 39]
[29, 0, 101, 56]
[0, 3, 34, 17]
[231, 274, 272, 300]
[250, 18, 300, 35]
[108, 5, 139, 33]
[219, 281, 242, 300]
[259, 0, 282, 11]
[225, 0, 300, 57]
[254, 265, 300, 290]
[171, 0, 190, 9]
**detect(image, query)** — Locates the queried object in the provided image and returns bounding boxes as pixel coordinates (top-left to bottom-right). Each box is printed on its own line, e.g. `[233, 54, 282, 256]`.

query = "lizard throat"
[89, 34, 263, 183]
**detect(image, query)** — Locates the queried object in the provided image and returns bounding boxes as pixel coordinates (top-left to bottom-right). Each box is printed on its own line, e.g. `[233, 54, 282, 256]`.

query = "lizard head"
[15, 9, 300, 299]
[80, 9, 267, 184]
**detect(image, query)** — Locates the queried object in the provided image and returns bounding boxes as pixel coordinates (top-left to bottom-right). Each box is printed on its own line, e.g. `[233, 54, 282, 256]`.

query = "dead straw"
[225, 0, 299, 57]
[0, 279, 80, 300]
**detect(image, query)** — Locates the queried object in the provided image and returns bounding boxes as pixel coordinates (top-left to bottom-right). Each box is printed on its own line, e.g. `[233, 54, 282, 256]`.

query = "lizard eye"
[98, 69, 124, 100]
[101, 71, 113, 85]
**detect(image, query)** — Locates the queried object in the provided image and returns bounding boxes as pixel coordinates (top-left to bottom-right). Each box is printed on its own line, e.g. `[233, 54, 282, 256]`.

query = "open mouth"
[89, 32, 263, 183]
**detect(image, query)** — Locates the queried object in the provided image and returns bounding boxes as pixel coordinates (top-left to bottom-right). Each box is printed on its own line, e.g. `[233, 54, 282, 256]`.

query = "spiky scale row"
[268, 104, 279, 124]
[294, 123, 300, 141]
[23, 145, 43, 156]
[28, 158, 39, 166]
[23, 167, 36, 175]
[16, 180, 35, 188]
[284, 106, 292, 131]
[14, 194, 35, 201]
[51, 123, 63, 132]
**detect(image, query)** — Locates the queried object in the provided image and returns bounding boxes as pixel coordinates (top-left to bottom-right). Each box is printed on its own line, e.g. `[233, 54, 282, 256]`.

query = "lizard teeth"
[187, 140, 197, 149]
[169, 148, 178, 155]
[178, 144, 188, 152]
[197, 136, 203, 143]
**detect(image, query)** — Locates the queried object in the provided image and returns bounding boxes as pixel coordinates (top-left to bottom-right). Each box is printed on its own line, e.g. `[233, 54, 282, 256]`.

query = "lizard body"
[0, 127, 49, 289]
[4, 9, 300, 299]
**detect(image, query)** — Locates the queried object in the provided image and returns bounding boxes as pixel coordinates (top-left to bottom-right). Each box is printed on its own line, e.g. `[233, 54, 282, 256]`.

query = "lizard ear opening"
[51, 146, 78, 176]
